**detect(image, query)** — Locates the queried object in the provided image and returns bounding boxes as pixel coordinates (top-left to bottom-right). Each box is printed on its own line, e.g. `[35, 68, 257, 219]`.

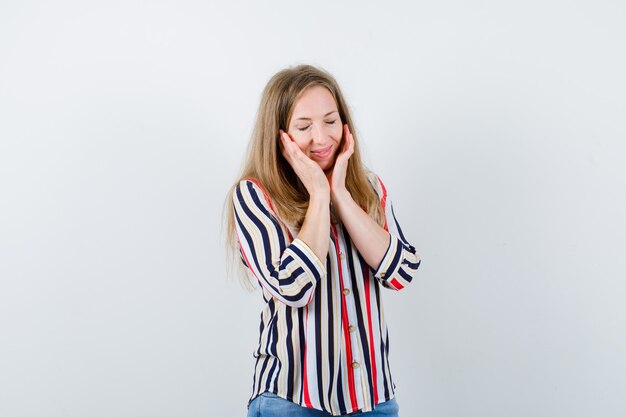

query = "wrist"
[309, 189, 331, 203]
[331, 187, 352, 204]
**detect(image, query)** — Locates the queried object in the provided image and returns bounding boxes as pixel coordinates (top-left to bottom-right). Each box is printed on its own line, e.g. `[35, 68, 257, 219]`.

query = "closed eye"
[325, 120, 336, 125]
[297, 125, 311, 131]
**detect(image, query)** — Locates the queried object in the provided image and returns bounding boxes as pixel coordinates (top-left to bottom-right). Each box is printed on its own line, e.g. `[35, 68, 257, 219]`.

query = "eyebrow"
[294, 110, 338, 121]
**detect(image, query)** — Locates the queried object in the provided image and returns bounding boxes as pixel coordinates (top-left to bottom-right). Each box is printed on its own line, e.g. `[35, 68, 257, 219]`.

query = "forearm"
[331, 189, 390, 269]
[297, 193, 331, 262]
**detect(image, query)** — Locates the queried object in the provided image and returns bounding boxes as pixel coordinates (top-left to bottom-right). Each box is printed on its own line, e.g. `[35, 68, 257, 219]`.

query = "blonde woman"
[226, 64, 421, 417]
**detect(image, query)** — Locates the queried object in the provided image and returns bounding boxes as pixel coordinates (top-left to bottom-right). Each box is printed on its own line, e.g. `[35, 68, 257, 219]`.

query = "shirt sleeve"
[233, 179, 326, 307]
[369, 174, 422, 291]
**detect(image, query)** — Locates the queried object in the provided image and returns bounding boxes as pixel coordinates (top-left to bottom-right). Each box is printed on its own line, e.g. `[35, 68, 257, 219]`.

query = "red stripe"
[332, 225, 359, 411]
[389, 277, 404, 290]
[363, 262, 379, 404]
[302, 304, 313, 407]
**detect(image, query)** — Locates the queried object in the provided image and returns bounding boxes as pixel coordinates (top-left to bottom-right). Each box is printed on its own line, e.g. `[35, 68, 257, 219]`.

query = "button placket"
[336, 232, 364, 406]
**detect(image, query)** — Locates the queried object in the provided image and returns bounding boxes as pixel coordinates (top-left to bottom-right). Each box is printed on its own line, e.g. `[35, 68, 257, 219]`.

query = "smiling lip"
[311, 145, 332, 159]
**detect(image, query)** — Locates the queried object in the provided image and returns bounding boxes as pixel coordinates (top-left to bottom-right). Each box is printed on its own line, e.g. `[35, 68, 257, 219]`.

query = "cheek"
[334, 127, 345, 146]
[289, 134, 309, 152]
[327, 124, 343, 140]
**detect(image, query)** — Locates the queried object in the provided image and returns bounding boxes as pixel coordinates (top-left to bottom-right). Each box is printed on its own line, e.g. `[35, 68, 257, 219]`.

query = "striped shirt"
[232, 172, 421, 415]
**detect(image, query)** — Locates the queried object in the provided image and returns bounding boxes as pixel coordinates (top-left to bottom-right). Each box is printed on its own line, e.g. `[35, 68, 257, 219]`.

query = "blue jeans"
[247, 392, 400, 417]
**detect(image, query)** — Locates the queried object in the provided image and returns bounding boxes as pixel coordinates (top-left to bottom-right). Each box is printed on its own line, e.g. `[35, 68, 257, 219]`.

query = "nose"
[310, 123, 324, 145]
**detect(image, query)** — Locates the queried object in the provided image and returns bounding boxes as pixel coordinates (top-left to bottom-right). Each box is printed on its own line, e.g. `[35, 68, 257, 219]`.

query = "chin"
[316, 151, 338, 170]
[320, 160, 336, 172]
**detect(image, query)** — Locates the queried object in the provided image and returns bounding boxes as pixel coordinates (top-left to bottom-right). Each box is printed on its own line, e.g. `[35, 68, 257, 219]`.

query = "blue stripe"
[246, 181, 287, 253]
[238, 185, 283, 282]
[236, 174, 419, 413]
[235, 183, 312, 302]
[375, 282, 390, 399]
[402, 258, 421, 270]
[285, 307, 295, 400]
[290, 243, 323, 282]
[233, 204, 281, 295]
[390, 203, 409, 245]
[398, 268, 413, 283]
[381, 238, 403, 280]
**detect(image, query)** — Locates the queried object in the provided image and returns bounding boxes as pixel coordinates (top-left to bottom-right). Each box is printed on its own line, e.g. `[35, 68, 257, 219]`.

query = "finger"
[281, 131, 299, 154]
[280, 132, 312, 173]
[282, 133, 311, 164]
[343, 124, 352, 150]
[338, 129, 351, 157]
[278, 132, 288, 153]
[337, 135, 354, 163]
[281, 131, 298, 154]
[347, 132, 353, 154]
[280, 129, 291, 146]
[279, 132, 296, 162]
[345, 131, 354, 153]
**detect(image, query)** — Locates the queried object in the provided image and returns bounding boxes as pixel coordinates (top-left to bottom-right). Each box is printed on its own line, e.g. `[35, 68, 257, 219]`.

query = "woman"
[225, 64, 421, 416]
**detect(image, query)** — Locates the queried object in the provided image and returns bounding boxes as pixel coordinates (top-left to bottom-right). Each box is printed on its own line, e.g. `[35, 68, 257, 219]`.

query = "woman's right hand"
[279, 130, 330, 198]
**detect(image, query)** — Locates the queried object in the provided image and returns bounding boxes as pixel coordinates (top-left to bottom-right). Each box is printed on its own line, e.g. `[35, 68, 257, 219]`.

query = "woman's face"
[287, 86, 343, 172]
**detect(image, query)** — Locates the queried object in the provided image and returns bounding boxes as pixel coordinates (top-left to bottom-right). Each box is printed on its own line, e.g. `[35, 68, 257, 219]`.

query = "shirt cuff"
[373, 234, 404, 282]
[285, 238, 327, 283]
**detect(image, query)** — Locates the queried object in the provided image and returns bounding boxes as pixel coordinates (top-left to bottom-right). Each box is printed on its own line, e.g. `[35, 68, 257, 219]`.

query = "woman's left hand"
[326, 124, 355, 196]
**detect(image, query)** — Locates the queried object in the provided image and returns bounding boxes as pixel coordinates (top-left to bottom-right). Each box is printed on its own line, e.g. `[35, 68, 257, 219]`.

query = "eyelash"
[297, 120, 337, 131]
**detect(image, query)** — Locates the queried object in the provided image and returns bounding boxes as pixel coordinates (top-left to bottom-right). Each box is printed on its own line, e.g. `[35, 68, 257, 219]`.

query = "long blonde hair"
[224, 64, 384, 286]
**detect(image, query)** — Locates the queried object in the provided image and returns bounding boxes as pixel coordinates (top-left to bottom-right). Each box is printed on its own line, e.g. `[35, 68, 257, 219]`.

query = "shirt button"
[342, 288, 350, 296]
[339, 252, 345, 259]
[380, 272, 386, 278]
[348, 324, 356, 333]
[352, 361, 360, 369]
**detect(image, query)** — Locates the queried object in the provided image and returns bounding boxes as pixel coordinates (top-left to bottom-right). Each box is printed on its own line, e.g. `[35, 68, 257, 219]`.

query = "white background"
[1, 1, 625, 416]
